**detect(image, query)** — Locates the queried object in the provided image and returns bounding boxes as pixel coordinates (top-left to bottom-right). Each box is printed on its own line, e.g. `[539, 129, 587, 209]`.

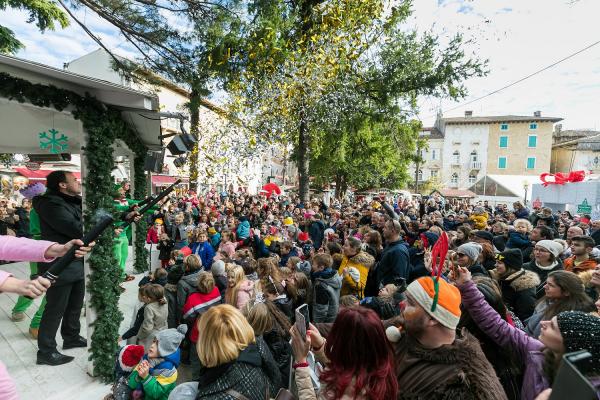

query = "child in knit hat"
[128, 324, 188, 400]
[469, 206, 488, 230]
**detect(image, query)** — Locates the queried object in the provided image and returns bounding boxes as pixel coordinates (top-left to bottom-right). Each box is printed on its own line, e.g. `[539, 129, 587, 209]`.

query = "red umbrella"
[261, 182, 282, 198]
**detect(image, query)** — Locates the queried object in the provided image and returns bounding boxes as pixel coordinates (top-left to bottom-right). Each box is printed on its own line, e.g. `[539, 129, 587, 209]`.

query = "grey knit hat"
[211, 260, 226, 277]
[154, 324, 187, 357]
[457, 242, 483, 262]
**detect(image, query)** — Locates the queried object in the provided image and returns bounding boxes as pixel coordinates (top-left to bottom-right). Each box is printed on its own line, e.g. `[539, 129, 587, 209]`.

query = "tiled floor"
[0, 252, 192, 400]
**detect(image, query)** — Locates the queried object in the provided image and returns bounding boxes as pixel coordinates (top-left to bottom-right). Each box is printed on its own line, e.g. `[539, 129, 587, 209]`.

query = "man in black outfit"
[33, 171, 86, 366]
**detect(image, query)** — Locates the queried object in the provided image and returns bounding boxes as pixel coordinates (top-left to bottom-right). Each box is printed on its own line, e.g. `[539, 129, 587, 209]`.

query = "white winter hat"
[535, 240, 563, 258]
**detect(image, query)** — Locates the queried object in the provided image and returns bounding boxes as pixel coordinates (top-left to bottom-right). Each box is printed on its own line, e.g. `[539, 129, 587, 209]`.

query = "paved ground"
[0, 252, 191, 399]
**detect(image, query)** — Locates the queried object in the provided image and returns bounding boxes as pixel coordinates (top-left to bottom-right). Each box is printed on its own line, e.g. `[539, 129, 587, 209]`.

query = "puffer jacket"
[311, 268, 342, 323]
[177, 269, 202, 320]
[458, 280, 547, 400]
[338, 251, 374, 298]
[490, 269, 540, 322]
[236, 280, 255, 310]
[195, 338, 281, 400]
[262, 329, 292, 389]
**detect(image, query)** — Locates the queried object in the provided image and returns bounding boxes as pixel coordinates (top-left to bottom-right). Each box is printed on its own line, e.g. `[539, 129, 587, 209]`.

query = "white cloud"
[412, 0, 600, 130]
[2, 0, 600, 129]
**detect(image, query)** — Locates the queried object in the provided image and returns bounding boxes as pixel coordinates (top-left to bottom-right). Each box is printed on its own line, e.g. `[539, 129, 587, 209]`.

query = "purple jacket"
[459, 280, 548, 400]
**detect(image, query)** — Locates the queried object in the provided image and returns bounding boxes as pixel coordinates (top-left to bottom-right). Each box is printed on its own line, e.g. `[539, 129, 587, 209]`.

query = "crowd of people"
[113, 189, 600, 400]
[2, 176, 600, 399]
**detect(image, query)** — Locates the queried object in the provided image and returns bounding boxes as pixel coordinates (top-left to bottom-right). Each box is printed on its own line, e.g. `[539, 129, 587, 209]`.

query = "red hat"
[298, 231, 309, 242]
[180, 246, 192, 257]
[118, 345, 144, 372]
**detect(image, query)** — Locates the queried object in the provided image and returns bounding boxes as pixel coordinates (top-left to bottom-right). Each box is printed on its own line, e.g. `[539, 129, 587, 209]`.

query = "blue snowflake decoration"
[39, 129, 69, 154]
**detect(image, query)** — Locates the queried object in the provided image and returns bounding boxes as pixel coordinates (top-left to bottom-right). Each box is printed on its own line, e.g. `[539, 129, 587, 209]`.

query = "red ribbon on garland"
[539, 170, 586, 187]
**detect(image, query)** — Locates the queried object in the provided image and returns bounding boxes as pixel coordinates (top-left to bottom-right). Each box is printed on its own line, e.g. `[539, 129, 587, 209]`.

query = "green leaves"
[0, 0, 69, 54]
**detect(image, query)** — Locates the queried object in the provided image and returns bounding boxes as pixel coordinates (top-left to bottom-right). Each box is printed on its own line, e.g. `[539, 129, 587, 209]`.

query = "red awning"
[14, 168, 81, 181]
[152, 175, 179, 186]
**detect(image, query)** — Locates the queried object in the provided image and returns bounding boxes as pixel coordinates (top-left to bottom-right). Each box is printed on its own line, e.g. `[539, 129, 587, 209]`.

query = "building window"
[432, 149, 436, 160]
[452, 150, 460, 164]
[526, 157, 536, 169]
[500, 123, 509, 131]
[498, 157, 507, 169]
[451, 173, 458, 184]
[417, 169, 423, 181]
[470, 150, 478, 162]
[528, 135, 537, 148]
[468, 174, 476, 184]
[499, 136, 508, 148]
[529, 123, 538, 130]
[430, 170, 438, 179]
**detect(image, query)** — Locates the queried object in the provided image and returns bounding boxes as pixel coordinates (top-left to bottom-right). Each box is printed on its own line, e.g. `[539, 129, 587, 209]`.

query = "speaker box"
[144, 150, 165, 172]
[173, 156, 187, 168]
[167, 134, 197, 155]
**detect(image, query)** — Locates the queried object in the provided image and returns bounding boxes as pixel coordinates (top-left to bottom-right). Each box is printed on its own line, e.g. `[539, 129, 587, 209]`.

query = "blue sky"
[3, 0, 600, 130]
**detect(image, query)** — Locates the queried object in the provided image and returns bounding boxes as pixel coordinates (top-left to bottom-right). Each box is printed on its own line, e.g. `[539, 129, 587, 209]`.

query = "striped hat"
[406, 277, 462, 330]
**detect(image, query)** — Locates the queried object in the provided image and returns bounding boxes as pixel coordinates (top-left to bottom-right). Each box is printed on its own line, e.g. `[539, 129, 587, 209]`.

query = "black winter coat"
[491, 269, 540, 322]
[309, 220, 325, 250]
[196, 338, 281, 400]
[263, 329, 292, 389]
[33, 191, 83, 283]
[522, 260, 563, 299]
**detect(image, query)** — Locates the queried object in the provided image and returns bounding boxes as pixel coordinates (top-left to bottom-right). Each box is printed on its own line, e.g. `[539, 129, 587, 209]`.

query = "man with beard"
[387, 276, 507, 400]
[33, 171, 86, 365]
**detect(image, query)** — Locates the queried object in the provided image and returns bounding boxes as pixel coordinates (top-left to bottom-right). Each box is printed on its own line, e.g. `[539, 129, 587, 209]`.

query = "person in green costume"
[114, 185, 138, 284]
[11, 207, 47, 339]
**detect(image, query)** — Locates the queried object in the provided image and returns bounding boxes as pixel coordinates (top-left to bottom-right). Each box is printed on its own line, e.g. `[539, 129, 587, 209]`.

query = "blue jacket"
[190, 241, 215, 270]
[309, 220, 325, 249]
[209, 232, 221, 249]
[365, 239, 410, 296]
[506, 231, 531, 250]
[236, 220, 251, 239]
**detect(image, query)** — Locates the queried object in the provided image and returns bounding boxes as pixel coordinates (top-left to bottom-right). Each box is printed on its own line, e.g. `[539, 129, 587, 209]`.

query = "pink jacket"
[236, 280, 254, 310]
[0, 236, 56, 263]
[0, 361, 17, 400]
[0, 236, 56, 289]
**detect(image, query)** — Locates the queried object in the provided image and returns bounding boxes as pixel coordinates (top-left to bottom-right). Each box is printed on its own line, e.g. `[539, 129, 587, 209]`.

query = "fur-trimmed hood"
[490, 269, 540, 292]
[579, 269, 595, 287]
[348, 251, 375, 268]
[395, 330, 507, 400]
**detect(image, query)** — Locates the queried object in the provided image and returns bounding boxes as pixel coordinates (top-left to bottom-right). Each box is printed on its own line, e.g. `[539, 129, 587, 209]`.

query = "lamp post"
[522, 181, 530, 205]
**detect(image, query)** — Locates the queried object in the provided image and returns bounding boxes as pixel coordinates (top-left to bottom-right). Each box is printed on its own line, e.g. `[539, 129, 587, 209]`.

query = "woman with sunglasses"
[490, 248, 539, 322]
[455, 242, 488, 277]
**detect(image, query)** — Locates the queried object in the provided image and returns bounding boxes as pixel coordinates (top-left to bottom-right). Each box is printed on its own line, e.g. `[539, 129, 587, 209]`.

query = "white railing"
[470, 161, 482, 170]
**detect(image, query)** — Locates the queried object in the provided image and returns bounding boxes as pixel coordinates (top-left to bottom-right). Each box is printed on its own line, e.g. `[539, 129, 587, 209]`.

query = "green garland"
[0, 72, 149, 381]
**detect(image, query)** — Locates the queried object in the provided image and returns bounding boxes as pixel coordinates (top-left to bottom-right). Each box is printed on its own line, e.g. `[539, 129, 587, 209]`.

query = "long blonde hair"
[225, 266, 246, 306]
[196, 304, 255, 367]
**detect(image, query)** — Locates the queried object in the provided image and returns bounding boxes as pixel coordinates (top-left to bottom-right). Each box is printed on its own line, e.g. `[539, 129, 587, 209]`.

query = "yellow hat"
[155, 219, 163, 225]
[208, 227, 217, 235]
[283, 217, 294, 226]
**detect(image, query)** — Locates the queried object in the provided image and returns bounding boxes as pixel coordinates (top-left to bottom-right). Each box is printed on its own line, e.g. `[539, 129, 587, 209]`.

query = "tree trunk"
[188, 90, 200, 192]
[298, 117, 310, 204]
[334, 173, 342, 199]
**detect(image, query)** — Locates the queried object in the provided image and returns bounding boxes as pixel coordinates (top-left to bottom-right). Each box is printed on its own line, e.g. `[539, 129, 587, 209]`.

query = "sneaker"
[29, 327, 39, 339]
[11, 312, 25, 322]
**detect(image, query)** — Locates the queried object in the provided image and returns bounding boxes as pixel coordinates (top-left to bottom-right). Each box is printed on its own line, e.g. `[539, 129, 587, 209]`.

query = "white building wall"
[441, 124, 489, 189]
[407, 133, 444, 185]
[66, 49, 130, 87]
